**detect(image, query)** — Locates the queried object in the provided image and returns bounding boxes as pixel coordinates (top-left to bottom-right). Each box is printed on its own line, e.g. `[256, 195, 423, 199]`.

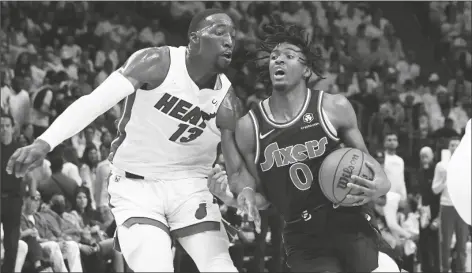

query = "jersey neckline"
[181, 46, 224, 93]
[258, 89, 312, 128]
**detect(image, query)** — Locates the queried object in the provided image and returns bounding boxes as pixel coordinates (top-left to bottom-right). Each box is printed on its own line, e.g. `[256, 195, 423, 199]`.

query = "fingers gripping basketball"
[318, 148, 374, 206]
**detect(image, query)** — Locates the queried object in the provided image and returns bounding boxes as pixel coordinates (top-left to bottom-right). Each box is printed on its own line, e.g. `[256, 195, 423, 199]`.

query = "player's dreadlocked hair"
[251, 23, 325, 86]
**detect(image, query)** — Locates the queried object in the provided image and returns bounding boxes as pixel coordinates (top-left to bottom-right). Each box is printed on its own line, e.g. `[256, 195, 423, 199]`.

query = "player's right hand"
[6, 139, 50, 178]
[237, 187, 261, 233]
[207, 164, 234, 204]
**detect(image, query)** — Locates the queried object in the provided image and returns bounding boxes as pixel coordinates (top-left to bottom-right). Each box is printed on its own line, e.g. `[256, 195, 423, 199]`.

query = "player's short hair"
[187, 9, 227, 38]
[252, 23, 324, 85]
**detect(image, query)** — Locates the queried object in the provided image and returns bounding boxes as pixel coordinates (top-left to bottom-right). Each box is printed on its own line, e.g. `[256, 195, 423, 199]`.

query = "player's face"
[269, 43, 309, 91]
[195, 14, 235, 72]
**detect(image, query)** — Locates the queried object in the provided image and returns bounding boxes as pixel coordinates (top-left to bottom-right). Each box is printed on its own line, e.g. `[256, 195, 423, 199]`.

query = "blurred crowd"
[1, 1, 471, 272]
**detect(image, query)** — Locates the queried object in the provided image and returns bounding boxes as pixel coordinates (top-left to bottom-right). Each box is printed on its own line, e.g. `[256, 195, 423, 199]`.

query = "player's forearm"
[229, 169, 258, 195]
[38, 72, 135, 151]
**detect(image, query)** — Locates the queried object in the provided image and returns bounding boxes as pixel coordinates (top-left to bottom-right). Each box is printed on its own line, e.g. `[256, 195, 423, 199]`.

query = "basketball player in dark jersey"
[210, 24, 401, 272]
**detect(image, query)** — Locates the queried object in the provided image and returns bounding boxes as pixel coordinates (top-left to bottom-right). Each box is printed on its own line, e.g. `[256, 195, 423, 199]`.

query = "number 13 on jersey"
[169, 123, 203, 143]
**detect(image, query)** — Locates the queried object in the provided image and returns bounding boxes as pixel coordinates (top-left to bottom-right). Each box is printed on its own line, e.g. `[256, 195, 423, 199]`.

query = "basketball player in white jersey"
[6, 9, 245, 272]
[447, 119, 471, 226]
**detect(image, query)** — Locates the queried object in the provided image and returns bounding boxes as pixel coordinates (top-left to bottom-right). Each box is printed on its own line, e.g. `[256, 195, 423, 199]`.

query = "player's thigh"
[107, 171, 167, 228]
[337, 231, 379, 272]
[373, 252, 400, 272]
[177, 222, 236, 272]
[116, 223, 174, 272]
[286, 251, 343, 272]
[166, 178, 221, 235]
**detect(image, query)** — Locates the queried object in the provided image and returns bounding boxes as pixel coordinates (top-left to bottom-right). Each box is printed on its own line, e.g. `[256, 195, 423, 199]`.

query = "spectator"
[94, 14, 120, 38]
[363, 37, 386, 72]
[447, 68, 472, 105]
[138, 19, 166, 47]
[432, 137, 469, 273]
[30, 53, 48, 90]
[422, 73, 447, 131]
[417, 147, 441, 272]
[399, 79, 423, 106]
[380, 89, 405, 128]
[350, 23, 370, 61]
[1, 114, 28, 273]
[68, 187, 123, 272]
[349, 77, 380, 135]
[279, 2, 313, 38]
[44, 45, 64, 72]
[79, 144, 100, 209]
[382, 24, 405, 66]
[61, 51, 79, 81]
[30, 72, 59, 138]
[21, 123, 34, 144]
[38, 148, 78, 208]
[60, 35, 81, 64]
[77, 68, 92, 95]
[20, 192, 62, 272]
[62, 145, 83, 185]
[383, 132, 407, 201]
[113, 15, 138, 50]
[15, 52, 32, 78]
[94, 58, 113, 88]
[335, 2, 363, 37]
[21, 191, 83, 272]
[94, 38, 118, 71]
[72, 125, 100, 158]
[396, 50, 421, 85]
[431, 117, 459, 139]
[17, 133, 30, 147]
[95, 143, 113, 225]
[8, 76, 31, 136]
[449, 100, 470, 134]
[365, 8, 389, 38]
[77, 46, 95, 75]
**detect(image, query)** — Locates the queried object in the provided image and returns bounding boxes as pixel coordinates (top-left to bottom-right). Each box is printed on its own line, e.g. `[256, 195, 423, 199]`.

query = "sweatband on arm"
[38, 72, 135, 151]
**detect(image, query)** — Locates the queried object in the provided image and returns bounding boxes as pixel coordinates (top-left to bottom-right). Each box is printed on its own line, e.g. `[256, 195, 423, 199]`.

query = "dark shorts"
[283, 207, 400, 272]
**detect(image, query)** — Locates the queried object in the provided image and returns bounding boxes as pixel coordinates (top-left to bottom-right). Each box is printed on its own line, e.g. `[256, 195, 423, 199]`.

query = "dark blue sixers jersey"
[249, 89, 340, 221]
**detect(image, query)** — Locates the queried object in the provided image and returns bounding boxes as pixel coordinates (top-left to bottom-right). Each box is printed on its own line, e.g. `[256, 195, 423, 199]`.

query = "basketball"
[318, 148, 376, 206]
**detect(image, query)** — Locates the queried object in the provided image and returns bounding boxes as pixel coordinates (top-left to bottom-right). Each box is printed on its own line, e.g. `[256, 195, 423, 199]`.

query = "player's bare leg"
[116, 223, 174, 272]
[372, 252, 401, 272]
[178, 222, 237, 272]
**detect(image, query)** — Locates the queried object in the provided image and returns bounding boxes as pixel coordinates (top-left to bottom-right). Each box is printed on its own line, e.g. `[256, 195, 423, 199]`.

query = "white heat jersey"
[109, 46, 232, 180]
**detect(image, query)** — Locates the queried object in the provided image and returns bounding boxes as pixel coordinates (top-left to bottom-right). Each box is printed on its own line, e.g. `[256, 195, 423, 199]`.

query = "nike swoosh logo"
[259, 129, 275, 139]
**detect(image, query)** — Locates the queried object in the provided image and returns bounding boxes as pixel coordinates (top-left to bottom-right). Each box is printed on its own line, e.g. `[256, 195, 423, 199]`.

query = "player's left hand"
[344, 161, 382, 206]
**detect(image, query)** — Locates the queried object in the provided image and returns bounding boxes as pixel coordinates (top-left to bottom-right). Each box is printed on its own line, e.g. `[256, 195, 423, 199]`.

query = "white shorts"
[107, 167, 222, 238]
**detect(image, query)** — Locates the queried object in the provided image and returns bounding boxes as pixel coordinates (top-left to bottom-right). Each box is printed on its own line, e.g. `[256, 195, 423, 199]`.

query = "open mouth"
[222, 52, 232, 59]
[274, 69, 285, 78]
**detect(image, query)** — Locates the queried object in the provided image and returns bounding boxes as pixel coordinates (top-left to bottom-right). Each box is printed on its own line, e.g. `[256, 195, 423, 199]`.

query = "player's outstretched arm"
[324, 94, 391, 201]
[6, 47, 170, 178]
[216, 88, 270, 210]
[216, 88, 258, 195]
[207, 164, 270, 210]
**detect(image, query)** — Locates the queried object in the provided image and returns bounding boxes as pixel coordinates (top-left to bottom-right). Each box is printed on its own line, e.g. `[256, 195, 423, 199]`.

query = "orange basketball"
[318, 148, 375, 207]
